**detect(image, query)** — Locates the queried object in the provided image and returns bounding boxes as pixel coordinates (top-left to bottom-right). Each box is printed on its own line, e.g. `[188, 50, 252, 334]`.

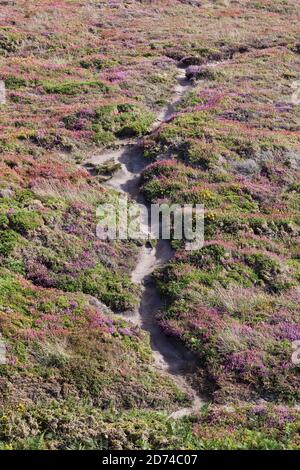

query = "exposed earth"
[0, 0, 299, 450]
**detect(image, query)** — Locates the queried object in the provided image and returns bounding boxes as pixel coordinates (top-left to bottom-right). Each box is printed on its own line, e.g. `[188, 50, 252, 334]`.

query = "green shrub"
[116, 110, 154, 137]
[8, 211, 42, 235]
[245, 253, 280, 282]
[80, 265, 138, 311]
[93, 129, 115, 145]
[0, 230, 19, 256]
[4, 76, 27, 90]
[186, 140, 220, 169]
[92, 104, 154, 142]
[0, 214, 9, 229]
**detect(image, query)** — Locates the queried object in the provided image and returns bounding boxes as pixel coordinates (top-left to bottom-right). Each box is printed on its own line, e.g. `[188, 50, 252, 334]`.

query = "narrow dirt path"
[85, 66, 207, 417]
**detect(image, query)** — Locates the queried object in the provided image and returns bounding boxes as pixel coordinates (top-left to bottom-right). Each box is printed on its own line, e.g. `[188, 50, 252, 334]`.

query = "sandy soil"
[85, 67, 207, 417]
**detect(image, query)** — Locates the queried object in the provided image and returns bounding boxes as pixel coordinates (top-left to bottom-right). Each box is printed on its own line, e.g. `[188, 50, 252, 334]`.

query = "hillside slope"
[0, 0, 299, 450]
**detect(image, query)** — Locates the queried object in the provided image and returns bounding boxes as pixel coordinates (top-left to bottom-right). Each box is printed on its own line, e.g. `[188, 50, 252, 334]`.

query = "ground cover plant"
[0, 0, 299, 450]
[140, 1, 300, 408]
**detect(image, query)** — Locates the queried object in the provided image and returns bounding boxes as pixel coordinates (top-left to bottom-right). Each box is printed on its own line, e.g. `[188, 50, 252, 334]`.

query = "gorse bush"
[0, 230, 19, 256]
[0, 402, 298, 450]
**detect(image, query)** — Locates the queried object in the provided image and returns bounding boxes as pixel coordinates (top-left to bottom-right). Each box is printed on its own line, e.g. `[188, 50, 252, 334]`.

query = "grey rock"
[233, 159, 260, 176]
[88, 296, 113, 315]
[0, 188, 14, 198]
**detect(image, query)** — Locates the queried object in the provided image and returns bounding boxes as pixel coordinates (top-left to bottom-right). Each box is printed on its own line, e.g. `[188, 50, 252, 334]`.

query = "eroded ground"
[0, 0, 299, 450]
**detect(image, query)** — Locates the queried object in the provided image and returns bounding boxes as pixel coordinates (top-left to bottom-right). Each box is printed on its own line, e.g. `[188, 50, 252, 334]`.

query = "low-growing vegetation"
[0, 0, 299, 450]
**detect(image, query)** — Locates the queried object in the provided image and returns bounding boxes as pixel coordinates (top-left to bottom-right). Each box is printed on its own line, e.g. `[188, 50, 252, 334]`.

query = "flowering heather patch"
[0, 1, 182, 155]
[139, 1, 300, 405]
[0, 267, 185, 415]
[1, 0, 300, 450]
[0, 151, 139, 311]
[154, 242, 299, 402]
[192, 403, 300, 450]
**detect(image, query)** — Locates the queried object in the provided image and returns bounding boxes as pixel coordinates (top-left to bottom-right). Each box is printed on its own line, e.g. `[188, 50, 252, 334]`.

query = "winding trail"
[85, 66, 207, 417]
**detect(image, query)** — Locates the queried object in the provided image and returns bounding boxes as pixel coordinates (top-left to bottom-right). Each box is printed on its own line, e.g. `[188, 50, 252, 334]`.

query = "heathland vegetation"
[0, 0, 299, 449]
